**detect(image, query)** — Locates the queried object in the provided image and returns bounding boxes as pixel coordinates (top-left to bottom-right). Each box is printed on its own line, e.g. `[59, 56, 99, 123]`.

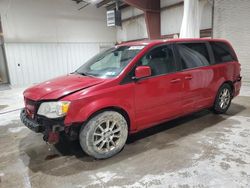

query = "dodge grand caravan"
[20, 39, 241, 159]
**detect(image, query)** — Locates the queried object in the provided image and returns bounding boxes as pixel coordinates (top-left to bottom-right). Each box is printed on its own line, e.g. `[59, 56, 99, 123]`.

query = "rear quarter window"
[210, 42, 237, 64]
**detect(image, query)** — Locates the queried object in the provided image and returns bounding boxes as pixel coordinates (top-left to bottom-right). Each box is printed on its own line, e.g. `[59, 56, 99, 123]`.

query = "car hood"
[24, 74, 105, 101]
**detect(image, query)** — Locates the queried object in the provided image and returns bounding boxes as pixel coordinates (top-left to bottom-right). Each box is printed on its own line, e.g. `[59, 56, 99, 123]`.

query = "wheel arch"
[213, 79, 234, 104]
[212, 80, 233, 114]
[85, 106, 131, 132]
[223, 80, 234, 96]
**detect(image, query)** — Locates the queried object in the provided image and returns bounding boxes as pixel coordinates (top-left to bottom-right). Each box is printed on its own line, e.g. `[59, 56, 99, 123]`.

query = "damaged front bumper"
[20, 108, 81, 144]
[20, 109, 45, 133]
[20, 108, 64, 144]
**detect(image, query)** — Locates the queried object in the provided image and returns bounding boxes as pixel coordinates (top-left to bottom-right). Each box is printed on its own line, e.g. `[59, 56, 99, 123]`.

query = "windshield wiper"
[74, 71, 88, 76]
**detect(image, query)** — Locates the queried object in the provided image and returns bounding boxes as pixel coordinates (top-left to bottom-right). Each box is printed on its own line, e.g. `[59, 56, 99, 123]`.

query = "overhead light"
[72, 0, 104, 10]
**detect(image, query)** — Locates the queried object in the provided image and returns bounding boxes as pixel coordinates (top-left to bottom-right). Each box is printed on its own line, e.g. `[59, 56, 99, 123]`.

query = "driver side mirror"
[133, 66, 152, 80]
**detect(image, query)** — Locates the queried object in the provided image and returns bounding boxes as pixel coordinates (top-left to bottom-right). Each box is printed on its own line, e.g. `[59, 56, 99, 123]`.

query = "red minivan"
[21, 39, 241, 159]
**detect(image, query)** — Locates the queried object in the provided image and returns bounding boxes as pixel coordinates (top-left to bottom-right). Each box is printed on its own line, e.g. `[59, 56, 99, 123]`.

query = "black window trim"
[120, 40, 238, 85]
[120, 43, 178, 84]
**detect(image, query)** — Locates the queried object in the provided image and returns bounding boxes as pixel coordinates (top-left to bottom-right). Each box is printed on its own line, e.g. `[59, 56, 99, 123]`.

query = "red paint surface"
[135, 66, 152, 79]
[24, 74, 105, 101]
[23, 38, 241, 134]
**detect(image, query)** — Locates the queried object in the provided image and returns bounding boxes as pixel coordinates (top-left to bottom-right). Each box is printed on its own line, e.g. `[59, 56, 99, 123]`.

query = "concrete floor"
[0, 85, 250, 188]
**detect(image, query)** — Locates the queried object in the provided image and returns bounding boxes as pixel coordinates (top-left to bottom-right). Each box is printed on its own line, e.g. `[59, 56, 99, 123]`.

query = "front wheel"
[79, 111, 128, 159]
[213, 83, 232, 114]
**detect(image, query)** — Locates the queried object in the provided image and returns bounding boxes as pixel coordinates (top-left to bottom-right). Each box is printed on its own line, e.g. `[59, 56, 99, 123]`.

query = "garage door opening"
[0, 16, 9, 85]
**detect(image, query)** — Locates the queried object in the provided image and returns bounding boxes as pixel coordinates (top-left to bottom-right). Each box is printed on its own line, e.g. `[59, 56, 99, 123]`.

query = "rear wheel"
[79, 111, 128, 159]
[213, 83, 232, 114]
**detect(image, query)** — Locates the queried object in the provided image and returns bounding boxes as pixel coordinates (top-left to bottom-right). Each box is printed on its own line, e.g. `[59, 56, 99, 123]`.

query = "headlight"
[37, 101, 71, 118]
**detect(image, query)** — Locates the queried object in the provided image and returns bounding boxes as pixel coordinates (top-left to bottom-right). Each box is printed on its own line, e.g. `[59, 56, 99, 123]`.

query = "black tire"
[79, 111, 128, 159]
[213, 83, 232, 114]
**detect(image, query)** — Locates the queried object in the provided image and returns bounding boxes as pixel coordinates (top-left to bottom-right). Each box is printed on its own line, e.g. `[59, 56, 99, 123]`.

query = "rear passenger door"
[175, 42, 214, 113]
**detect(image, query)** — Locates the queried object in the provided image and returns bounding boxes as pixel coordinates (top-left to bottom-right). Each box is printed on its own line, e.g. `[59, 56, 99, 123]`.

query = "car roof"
[118, 38, 230, 47]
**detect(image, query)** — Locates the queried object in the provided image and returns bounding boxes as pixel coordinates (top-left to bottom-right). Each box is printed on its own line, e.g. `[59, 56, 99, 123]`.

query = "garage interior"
[0, 0, 250, 187]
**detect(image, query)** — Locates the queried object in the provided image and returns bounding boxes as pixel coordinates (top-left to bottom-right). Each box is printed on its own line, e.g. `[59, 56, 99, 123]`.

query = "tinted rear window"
[177, 43, 210, 70]
[210, 42, 237, 64]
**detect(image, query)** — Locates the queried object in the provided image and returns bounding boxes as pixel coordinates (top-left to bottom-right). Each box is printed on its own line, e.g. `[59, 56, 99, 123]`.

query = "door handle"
[185, 76, 193, 80]
[170, 78, 181, 83]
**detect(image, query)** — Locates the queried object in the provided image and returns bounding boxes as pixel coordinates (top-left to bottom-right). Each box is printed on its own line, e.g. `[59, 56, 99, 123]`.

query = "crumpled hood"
[24, 74, 105, 101]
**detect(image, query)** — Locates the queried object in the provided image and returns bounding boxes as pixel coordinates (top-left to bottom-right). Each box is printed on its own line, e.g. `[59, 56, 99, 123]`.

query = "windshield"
[76, 45, 145, 78]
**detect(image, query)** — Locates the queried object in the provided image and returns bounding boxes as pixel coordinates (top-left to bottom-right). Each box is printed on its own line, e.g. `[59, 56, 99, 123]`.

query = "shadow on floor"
[19, 102, 247, 176]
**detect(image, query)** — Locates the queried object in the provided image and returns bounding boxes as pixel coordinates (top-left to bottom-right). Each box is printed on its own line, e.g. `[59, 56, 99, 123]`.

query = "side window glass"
[141, 55, 149, 66]
[139, 45, 176, 76]
[177, 43, 210, 69]
[210, 42, 236, 64]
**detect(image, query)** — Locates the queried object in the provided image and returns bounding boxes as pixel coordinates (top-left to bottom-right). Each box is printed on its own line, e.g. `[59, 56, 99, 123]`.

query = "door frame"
[0, 15, 10, 84]
[124, 43, 183, 129]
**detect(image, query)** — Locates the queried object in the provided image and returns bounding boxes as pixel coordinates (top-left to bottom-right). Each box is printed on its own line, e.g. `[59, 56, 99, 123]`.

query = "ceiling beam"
[96, 0, 114, 8]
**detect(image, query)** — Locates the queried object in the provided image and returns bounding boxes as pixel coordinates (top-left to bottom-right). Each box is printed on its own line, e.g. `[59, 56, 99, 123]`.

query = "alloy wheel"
[93, 120, 122, 152]
[219, 88, 231, 109]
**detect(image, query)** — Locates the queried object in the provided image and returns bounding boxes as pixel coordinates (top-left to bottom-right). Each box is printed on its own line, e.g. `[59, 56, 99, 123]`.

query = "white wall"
[116, 7, 147, 43]
[4, 42, 113, 86]
[161, 4, 184, 36]
[200, 0, 212, 30]
[160, 0, 183, 8]
[213, 0, 250, 82]
[121, 6, 143, 20]
[161, 0, 212, 36]
[117, 0, 212, 42]
[0, 0, 116, 86]
[0, 0, 115, 43]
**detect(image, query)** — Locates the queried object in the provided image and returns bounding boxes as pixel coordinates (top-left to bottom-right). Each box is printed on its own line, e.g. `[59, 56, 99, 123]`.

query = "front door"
[134, 44, 183, 129]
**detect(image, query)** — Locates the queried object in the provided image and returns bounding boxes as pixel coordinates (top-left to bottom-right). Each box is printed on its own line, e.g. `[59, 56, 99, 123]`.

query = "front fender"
[64, 87, 136, 131]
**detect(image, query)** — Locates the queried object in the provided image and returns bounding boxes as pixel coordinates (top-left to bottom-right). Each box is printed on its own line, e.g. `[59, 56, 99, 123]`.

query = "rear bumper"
[20, 109, 45, 133]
